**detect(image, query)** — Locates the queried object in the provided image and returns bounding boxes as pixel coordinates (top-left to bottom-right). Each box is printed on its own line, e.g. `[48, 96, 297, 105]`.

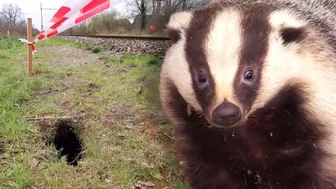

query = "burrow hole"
[52, 119, 84, 166]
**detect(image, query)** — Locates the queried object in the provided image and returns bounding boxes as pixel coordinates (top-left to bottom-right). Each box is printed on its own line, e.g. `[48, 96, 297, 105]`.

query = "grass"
[0, 35, 187, 188]
[92, 46, 104, 53]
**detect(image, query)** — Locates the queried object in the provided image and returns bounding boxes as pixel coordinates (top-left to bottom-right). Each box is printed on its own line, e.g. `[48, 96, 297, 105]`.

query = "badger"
[159, 0, 336, 188]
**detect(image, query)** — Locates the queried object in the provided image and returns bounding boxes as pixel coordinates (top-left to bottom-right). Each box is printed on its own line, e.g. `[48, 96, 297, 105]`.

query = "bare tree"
[0, 3, 24, 26]
[0, 3, 39, 36]
[126, 0, 151, 30]
[0, 16, 6, 33]
[165, 0, 211, 14]
[140, 0, 146, 29]
[126, 0, 149, 16]
[125, 0, 210, 32]
[127, 0, 210, 15]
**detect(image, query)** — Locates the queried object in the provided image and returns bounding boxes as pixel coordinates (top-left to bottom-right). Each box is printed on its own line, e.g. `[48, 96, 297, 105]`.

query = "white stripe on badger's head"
[166, 11, 193, 33]
[164, 11, 193, 43]
[205, 8, 243, 112]
[250, 9, 309, 112]
[251, 8, 336, 119]
[248, 8, 336, 178]
[160, 10, 203, 115]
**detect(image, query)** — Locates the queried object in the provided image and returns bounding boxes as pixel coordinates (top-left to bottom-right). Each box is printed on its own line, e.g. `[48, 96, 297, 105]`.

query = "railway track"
[59, 35, 172, 59]
[60, 34, 170, 41]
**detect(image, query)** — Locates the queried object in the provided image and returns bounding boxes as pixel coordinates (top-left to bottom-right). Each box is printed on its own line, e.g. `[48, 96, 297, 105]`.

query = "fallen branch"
[25, 115, 80, 122]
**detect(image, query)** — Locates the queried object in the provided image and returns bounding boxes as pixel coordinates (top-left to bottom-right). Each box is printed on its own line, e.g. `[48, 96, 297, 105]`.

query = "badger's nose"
[212, 102, 241, 127]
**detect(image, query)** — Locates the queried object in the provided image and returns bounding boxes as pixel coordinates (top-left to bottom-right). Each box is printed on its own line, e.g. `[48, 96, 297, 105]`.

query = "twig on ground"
[25, 115, 80, 122]
[160, 131, 175, 142]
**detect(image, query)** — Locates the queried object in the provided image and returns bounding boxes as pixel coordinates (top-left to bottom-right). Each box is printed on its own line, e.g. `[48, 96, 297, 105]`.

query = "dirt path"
[39, 46, 102, 67]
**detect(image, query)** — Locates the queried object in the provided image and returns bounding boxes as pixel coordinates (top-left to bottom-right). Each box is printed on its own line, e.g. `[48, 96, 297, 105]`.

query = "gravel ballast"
[59, 36, 173, 59]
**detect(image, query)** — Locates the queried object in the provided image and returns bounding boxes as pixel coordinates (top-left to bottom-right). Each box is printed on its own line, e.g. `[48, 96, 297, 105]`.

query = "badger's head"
[160, 2, 336, 128]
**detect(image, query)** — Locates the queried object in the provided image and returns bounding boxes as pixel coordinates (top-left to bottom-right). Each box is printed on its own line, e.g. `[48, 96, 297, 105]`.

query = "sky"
[0, 0, 129, 31]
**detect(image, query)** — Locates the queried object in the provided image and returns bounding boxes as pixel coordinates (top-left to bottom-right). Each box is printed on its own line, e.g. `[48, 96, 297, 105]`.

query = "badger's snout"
[212, 101, 242, 127]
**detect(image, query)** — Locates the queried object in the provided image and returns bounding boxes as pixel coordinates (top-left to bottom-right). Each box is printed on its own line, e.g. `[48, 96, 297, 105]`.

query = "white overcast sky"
[0, 0, 129, 31]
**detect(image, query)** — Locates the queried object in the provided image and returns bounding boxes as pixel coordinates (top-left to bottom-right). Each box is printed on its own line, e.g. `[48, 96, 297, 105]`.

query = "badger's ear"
[164, 11, 193, 43]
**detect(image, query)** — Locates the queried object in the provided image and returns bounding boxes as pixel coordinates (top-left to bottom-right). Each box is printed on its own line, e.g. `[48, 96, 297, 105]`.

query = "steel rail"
[60, 34, 170, 41]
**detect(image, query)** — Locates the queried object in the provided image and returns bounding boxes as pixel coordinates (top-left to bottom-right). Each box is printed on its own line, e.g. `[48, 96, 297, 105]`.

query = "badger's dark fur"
[160, 0, 336, 188]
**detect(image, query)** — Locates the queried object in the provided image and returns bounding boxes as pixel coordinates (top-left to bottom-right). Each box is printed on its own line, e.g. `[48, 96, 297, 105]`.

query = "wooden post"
[27, 18, 33, 75]
[7, 31, 10, 39]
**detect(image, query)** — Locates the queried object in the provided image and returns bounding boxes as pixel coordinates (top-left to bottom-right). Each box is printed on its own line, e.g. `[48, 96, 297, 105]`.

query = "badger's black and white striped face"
[162, 3, 322, 128]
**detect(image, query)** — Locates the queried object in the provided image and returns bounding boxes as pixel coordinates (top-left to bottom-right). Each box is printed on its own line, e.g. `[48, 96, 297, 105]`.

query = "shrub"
[92, 46, 103, 53]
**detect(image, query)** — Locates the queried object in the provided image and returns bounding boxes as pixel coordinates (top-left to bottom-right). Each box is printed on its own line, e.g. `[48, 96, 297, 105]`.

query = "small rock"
[118, 134, 125, 139]
[136, 87, 143, 95]
[134, 181, 155, 189]
[28, 157, 41, 169]
[104, 178, 113, 184]
[0, 153, 10, 160]
[126, 126, 133, 129]
[87, 83, 98, 89]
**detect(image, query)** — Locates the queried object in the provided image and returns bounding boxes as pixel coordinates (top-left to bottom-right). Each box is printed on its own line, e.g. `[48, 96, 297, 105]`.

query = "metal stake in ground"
[27, 17, 33, 75]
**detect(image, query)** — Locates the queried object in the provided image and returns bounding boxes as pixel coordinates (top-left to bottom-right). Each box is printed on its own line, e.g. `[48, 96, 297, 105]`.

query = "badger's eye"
[198, 74, 207, 83]
[197, 73, 208, 90]
[244, 70, 253, 80]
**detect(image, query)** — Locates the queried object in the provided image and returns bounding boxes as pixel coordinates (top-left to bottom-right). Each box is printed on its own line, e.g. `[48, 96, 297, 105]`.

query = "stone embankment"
[59, 36, 172, 59]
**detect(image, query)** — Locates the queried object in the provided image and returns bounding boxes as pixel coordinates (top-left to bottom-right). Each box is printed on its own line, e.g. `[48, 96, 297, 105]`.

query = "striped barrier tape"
[18, 38, 37, 54]
[20, 0, 110, 53]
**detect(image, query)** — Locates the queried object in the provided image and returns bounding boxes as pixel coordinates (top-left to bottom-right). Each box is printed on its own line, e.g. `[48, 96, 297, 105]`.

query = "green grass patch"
[0, 35, 186, 188]
[92, 46, 104, 53]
